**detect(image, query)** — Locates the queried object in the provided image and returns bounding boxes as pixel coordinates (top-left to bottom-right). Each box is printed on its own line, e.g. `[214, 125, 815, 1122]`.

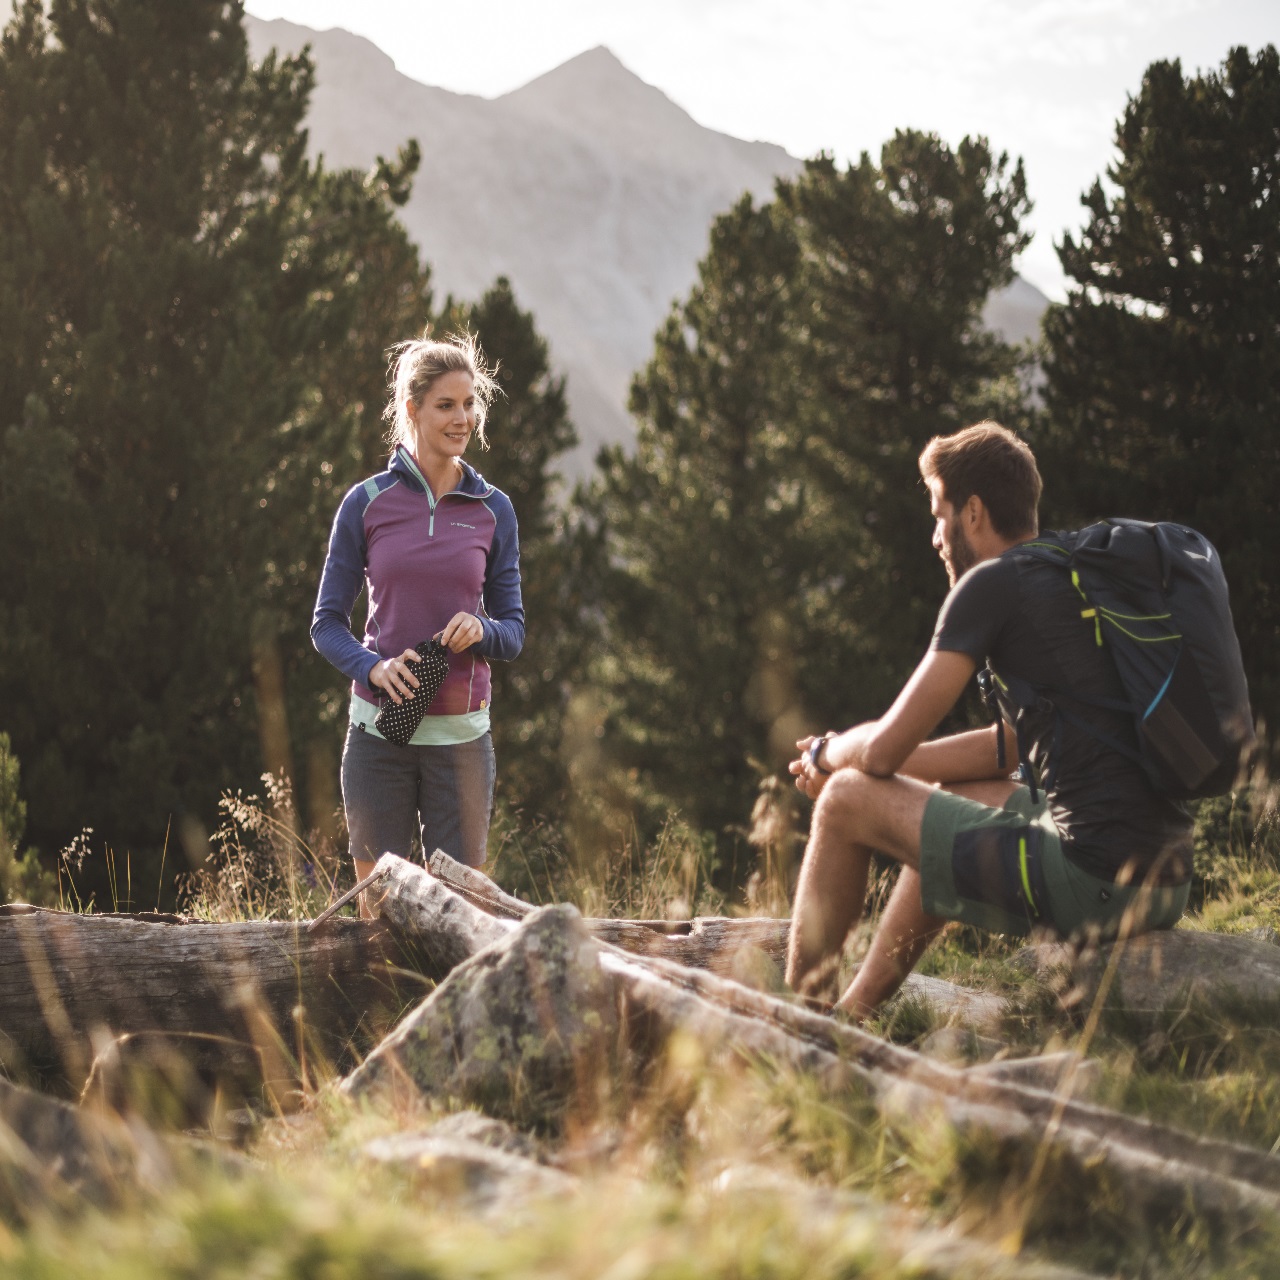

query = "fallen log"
[425, 850, 791, 976]
[362, 853, 1280, 1231]
[0, 904, 428, 1098]
[424, 851, 1011, 1010]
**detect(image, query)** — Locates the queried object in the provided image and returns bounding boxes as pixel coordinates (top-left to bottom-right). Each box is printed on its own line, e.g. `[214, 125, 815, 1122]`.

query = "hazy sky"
[0, 0, 1246, 299]
[238, 0, 1277, 299]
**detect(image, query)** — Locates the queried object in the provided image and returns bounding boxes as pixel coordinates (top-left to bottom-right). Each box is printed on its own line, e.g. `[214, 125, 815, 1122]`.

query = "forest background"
[0, 0, 1276, 910]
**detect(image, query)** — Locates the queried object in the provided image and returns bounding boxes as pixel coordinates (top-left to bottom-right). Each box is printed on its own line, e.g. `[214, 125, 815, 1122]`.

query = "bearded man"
[786, 422, 1191, 1018]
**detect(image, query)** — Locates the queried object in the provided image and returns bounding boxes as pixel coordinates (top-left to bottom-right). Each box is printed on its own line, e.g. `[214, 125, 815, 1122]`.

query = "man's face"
[928, 478, 977, 587]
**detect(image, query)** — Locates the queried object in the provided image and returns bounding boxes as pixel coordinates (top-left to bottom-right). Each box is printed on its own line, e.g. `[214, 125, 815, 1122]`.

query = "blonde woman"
[312, 334, 523, 887]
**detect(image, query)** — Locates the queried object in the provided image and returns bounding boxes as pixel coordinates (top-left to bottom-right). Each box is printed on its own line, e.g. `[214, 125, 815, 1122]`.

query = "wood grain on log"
[0, 905, 424, 1090]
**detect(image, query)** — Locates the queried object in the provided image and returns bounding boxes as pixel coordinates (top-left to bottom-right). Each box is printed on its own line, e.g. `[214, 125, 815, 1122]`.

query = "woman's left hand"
[439, 612, 484, 652]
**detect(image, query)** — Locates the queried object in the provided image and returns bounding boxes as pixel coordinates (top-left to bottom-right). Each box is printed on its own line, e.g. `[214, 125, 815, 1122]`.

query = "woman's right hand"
[368, 649, 421, 704]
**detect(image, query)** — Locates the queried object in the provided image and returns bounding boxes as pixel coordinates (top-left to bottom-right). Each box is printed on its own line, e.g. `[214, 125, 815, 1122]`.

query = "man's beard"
[946, 522, 978, 585]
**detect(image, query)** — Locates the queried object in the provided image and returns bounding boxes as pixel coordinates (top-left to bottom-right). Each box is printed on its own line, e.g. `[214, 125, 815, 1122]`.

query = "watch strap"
[809, 733, 834, 775]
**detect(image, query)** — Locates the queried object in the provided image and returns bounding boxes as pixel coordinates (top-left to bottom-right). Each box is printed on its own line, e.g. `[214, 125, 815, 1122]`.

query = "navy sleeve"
[311, 484, 381, 688]
[930, 557, 1019, 662]
[476, 491, 525, 662]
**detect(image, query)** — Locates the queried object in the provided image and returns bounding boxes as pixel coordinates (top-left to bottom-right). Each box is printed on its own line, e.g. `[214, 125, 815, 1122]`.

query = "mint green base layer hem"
[349, 694, 490, 747]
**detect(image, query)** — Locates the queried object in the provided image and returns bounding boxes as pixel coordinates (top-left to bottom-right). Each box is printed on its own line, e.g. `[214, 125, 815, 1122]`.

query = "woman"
[311, 333, 523, 892]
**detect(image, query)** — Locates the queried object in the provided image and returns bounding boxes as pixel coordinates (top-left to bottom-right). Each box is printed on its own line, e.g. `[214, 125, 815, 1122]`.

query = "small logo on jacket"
[452, 521, 477, 529]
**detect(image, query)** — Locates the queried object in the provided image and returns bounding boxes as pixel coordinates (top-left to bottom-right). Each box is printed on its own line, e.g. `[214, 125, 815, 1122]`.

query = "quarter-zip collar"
[389, 445, 495, 538]
[390, 444, 495, 503]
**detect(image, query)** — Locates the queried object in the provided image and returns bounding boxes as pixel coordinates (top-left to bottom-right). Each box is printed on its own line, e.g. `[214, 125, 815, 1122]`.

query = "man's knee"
[815, 766, 877, 816]
[812, 768, 929, 867]
[813, 768, 895, 835]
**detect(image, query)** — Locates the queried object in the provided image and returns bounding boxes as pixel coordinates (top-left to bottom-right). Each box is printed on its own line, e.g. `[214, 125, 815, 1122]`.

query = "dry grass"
[9, 780, 1280, 1278]
[180, 775, 347, 922]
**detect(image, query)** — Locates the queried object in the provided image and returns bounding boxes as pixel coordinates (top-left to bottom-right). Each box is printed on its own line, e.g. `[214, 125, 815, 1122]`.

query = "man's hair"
[918, 421, 1041, 539]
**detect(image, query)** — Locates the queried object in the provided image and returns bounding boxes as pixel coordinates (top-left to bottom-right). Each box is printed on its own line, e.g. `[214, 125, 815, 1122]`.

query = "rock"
[1017, 929, 1280, 1034]
[712, 1165, 1103, 1279]
[0, 1077, 243, 1217]
[341, 904, 621, 1132]
[362, 1127, 575, 1212]
[918, 1025, 1005, 1064]
[422, 1109, 546, 1163]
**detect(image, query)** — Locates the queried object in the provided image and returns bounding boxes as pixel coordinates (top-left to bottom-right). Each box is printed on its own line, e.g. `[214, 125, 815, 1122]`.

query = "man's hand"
[787, 652, 985, 801]
[790, 733, 836, 800]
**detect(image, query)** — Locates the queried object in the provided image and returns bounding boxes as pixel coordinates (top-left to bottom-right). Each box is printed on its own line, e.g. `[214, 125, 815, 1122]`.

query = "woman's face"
[409, 370, 476, 465]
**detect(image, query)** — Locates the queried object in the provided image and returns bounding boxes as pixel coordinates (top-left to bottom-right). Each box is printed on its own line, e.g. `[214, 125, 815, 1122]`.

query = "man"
[785, 422, 1191, 1019]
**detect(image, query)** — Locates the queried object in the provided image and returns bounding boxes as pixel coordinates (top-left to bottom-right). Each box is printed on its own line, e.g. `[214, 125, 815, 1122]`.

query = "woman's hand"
[369, 649, 421, 704]
[439, 612, 484, 653]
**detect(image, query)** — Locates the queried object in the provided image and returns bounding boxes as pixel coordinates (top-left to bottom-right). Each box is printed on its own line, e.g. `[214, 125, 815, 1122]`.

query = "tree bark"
[0, 904, 427, 1094]
[369, 853, 1280, 1229]
[425, 848, 790, 974]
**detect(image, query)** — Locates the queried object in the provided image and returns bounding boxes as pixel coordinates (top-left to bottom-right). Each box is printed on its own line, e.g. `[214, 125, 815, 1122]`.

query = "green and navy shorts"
[918, 785, 1189, 940]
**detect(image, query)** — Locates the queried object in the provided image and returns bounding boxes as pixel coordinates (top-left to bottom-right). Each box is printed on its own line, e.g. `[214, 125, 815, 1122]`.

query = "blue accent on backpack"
[982, 518, 1255, 801]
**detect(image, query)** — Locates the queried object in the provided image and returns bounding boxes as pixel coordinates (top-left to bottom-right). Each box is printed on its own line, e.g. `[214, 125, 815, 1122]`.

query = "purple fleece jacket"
[311, 447, 524, 717]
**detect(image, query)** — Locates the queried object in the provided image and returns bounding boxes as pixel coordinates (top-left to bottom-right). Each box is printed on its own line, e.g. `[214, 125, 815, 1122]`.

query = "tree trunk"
[0, 904, 426, 1095]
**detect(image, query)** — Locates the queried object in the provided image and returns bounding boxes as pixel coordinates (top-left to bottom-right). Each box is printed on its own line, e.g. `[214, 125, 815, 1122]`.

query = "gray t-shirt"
[931, 551, 1192, 884]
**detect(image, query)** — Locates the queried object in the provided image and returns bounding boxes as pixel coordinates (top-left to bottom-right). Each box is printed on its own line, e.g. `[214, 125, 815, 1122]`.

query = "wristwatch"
[807, 733, 835, 775]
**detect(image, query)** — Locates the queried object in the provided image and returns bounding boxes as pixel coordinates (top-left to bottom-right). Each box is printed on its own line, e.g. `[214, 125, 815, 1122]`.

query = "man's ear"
[963, 493, 986, 531]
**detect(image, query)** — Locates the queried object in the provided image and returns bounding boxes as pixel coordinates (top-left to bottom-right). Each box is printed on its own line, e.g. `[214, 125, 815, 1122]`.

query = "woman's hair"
[382, 331, 500, 452]
[918, 421, 1042, 539]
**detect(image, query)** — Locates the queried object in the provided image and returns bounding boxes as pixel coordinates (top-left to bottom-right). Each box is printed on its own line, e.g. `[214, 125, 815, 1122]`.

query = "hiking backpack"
[981, 518, 1255, 801]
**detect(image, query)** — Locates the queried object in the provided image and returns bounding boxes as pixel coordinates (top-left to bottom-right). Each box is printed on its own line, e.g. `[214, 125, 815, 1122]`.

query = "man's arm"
[897, 723, 1017, 785]
[795, 651, 1013, 792]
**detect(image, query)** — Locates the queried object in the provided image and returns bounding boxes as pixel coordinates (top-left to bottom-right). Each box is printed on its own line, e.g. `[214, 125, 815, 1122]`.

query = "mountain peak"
[502, 43, 694, 136]
[512, 44, 639, 91]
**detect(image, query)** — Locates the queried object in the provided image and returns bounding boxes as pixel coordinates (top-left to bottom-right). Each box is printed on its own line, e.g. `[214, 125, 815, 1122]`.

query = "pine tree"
[592, 195, 807, 852]
[779, 134, 1031, 727]
[1041, 46, 1280, 739]
[0, 0, 430, 861]
[0, 733, 54, 905]
[590, 137, 1030, 866]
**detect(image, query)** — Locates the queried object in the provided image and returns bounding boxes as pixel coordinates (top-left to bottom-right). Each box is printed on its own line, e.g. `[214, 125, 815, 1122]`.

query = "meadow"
[5, 779, 1279, 1280]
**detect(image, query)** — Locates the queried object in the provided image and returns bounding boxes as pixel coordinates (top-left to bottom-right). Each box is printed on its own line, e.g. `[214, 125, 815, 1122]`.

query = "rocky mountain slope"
[245, 18, 1046, 473]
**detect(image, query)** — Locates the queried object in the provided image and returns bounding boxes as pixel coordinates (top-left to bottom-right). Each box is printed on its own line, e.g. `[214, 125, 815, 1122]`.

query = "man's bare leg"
[785, 770, 937, 1003]
[787, 773, 1022, 1014]
[837, 778, 1021, 1016]
[836, 866, 946, 1017]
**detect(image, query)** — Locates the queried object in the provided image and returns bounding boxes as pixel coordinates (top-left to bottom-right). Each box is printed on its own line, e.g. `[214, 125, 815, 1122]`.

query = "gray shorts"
[919, 785, 1189, 940]
[340, 722, 496, 868]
